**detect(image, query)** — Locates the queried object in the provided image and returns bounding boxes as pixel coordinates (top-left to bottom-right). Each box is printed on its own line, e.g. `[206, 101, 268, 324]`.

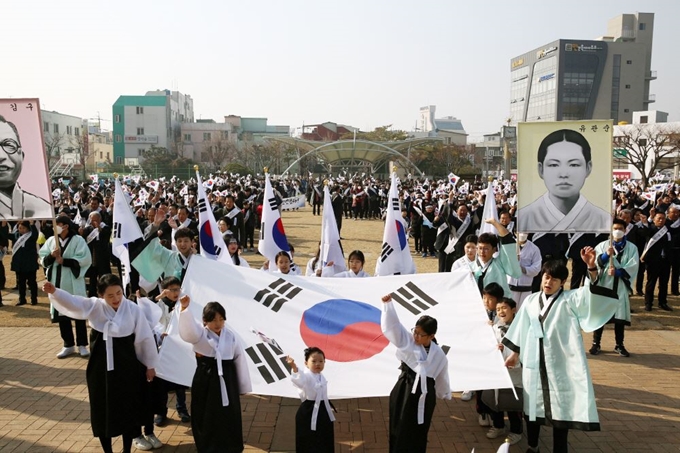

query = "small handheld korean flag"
[257, 172, 291, 264]
[478, 180, 499, 236]
[448, 172, 460, 186]
[375, 171, 416, 276]
[112, 178, 143, 292]
[321, 185, 346, 274]
[196, 169, 232, 265]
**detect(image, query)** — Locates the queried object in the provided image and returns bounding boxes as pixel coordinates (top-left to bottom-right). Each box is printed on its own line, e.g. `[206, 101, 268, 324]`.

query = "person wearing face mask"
[589, 219, 640, 357]
[38, 215, 93, 358]
[507, 232, 542, 309]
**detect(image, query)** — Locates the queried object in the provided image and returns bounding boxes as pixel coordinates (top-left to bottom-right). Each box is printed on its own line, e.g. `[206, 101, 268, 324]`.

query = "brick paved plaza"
[1, 326, 679, 452]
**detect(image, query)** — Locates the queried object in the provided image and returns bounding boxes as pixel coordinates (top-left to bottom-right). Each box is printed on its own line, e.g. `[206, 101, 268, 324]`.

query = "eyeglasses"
[0, 139, 20, 155]
[411, 327, 430, 338]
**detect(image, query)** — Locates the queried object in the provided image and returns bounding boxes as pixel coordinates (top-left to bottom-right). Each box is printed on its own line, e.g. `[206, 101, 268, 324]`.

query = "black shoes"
[178, 411, 191, 423]
[614, 345, 630, 357]
[659, 304, 673, 311]
[645, 305, 652, 312]
[16, 301, 27, 306]
[589, 344, 601, 355]
[153, 414, 167, 427]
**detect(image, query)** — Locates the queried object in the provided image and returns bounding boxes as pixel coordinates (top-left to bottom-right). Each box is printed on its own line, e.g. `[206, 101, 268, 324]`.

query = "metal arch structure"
[265, 137, 440, 176]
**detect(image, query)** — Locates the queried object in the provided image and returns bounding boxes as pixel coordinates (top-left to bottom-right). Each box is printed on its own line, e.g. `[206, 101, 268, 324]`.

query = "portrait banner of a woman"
[517, 121, 613, 233]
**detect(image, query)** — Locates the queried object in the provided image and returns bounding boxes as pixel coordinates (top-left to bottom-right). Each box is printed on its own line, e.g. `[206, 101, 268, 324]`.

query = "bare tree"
[202, 132, 237, 171]
[614, 124, 680, 188]
[44, 131, 66, 166]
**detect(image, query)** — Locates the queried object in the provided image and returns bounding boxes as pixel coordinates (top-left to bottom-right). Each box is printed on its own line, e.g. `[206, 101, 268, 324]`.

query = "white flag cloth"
[196, 170, 232, 265]
[112, 179, 143, 290]
[156, 256, 514, 398]
[257, 173, 291, 264]
[320, 186, 346, 274]
[375, 172, 416, 276]
[478, 181, 499, 236]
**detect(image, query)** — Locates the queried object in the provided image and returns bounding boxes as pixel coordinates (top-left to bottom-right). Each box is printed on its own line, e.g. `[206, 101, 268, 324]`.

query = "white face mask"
[612, 229, 625, 240]
[518, 233, 528, 243]
[55, 225, 64, 235]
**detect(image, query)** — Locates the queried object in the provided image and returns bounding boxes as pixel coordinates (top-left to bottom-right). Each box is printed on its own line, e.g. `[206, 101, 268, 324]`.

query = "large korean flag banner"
[0, 99, 54, 220]
[516, 120, 612, 233]
[156, 256, 513, 398]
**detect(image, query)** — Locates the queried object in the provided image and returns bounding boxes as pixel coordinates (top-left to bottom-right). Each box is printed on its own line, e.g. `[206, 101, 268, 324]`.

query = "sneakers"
[144, 434, 162, 449]
[589, 344, 601, 355]
[178, 410, 191, 423]
[78, 346, 90, 357]
[506, 432, 522, 445]
[132, 436, 153, 451]
[153, 414, 167, 427]
[421, 253, 428, 258]
[486, 426, 506, 439]
[460, 390, 474, 401]
[614, 345, 630, 357]
[478, 413, 491, 427]
[56, 346, 76, 359]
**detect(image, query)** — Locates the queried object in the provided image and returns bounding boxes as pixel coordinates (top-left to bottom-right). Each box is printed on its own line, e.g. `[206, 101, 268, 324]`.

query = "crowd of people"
[1, 168, 675, 452]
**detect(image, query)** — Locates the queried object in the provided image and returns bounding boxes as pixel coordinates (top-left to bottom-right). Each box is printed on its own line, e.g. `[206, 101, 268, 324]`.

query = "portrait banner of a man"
[0, 98, 54, 220]
[517, 120, 612, 233]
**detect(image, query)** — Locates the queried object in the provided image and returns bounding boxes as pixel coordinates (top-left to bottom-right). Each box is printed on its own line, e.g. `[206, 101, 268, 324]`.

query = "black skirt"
[388, 362, 436, 453]
[296, 399, 335, 453]
[191, 356, 244, 453]
[86, 329, 146, 438]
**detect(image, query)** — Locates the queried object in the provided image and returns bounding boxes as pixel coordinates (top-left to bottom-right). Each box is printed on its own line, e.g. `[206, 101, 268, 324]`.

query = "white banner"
[281, 194, 306, 211]
[156, 256, 513, 399]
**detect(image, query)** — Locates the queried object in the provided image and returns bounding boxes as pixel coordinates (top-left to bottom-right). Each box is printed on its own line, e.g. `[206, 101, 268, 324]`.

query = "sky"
[4, 0, 679, 142]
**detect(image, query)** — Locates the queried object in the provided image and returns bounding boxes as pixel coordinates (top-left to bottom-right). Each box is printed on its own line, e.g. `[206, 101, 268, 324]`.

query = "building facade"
[40, 110, 86, 167]
[510, 12, 655, 125]
[415, 105, 467, 146]
[112, 90, 194, 165]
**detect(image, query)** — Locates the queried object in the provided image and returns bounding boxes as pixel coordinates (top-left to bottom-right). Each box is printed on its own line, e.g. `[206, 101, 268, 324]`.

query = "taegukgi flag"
[155, 256, 514, 398]
[320, 185, 346, 274]
[375, 171, 416, 276]
[257, 172, 291, 264]
[195, 169, 232, 265]
[112, 178, 143, 291]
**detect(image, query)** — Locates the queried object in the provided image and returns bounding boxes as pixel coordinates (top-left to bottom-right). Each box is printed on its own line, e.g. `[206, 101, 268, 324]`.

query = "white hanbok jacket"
[290, 367, 336, 430]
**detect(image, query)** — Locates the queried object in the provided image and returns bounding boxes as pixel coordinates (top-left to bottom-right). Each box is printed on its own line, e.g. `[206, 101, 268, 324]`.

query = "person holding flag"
[195, 167, 232, 265]
[318, 182, 346, 276]
[258, 171, 292, 267]
[112, 177, 143, 293]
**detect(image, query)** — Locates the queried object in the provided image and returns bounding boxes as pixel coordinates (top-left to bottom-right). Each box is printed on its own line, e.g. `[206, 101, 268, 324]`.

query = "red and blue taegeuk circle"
[199, 222, 217, 256]
[272, 218, 290, 251]
[395, 220, 407, 250]
[299, 299, 389, 362]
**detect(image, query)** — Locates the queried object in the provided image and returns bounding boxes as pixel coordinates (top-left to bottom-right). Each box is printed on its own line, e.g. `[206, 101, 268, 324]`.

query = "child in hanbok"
[286, 347, 336, 453]
[322, 250, 372, 278]
[43, 274, 158, 453]
[178, 297, 252, 452]
[380, 294, 451, 453]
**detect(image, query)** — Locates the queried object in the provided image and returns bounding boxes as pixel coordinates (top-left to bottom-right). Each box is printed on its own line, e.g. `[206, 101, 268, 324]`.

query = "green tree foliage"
[339, 125, 409, 142]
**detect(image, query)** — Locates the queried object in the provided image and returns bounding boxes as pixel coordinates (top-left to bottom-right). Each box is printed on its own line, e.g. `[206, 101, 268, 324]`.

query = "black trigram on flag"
[253, 278, 302, 312]
[380, 242, 394, 263]
[268, 197, 279, 211]
[390, 282, 438, 315]
[245, 342, 291, 384]
[198, 197, 208, 213]
[112, 222, 122, 239]
[391, 197, 399, 211]
[441, 345, 450, 355]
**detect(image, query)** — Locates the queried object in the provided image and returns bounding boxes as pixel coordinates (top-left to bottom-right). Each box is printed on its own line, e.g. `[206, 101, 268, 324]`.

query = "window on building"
[66, 126, 72, 135]
[184, 133, 191, 142]
[625, 84, 631, 89]
[115, 134, 122, 143]
[100, 151, 103, 159]
[75, 127, 79, 136]
[137, 128, 144, 135]
[639, 22, 646, 30]
[115, 156, 123, 164]
[54, 124, 59, 134]
[638, 138, 648, 147]
[626, 60, 632, 64]
[43, 121, 49, 132]
[138, 148, 145, 156]
[640, 115, 648, 124]
[107, 152, 110, 160]
[136, 107, 144, 114]
[203, 132, 211, 141]
[624, 109, 630, 113]
[115, 114, 120, 123]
